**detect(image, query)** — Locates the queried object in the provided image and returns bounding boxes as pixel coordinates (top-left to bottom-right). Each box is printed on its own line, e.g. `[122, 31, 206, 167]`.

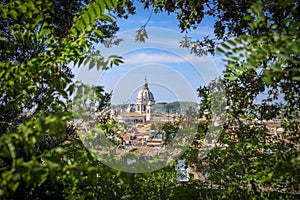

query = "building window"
[143, 105, 146, 111]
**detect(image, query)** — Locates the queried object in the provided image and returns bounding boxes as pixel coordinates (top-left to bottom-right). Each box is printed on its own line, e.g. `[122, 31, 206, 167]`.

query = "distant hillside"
[155, 101, 198, 114]
[111, 101, 198, 114]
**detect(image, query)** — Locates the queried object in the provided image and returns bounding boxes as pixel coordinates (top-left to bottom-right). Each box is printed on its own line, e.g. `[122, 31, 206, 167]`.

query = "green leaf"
[75, 20, 84, 32]
[26, 1, 36, 11]
[8, 181, 20, 193]
[40, 28, 51, 37]
[221, 42, 230, 50]
[94, 29, 103, 37]
[19, 5, 27, 14]
[103, 0, 112, 10]
[86, 24, 93, 32]
[216, 47, 225, 54]
[96, 0, 105, 14]
[243, 15, 252, 21]
[88, 8, 96, 23]
[98, 14, 113, 23]
[9, 9, 18, 20]
[225, 75, 238, 81]
[70, 28, 77, 36]
[92, 4, 101, 17]
[82, 13, 90, 26]
[227, 39, 236, 46]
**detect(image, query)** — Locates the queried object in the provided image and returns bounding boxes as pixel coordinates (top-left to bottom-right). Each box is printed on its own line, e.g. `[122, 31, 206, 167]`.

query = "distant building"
[115, 78, 155, 124]
[135, 77, 155, 120]
[115, 112, 145, 124]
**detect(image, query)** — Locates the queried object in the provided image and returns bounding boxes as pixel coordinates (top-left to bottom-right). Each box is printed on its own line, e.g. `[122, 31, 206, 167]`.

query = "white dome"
[136, 78, 155, 104]
[137, 89, 154, 101]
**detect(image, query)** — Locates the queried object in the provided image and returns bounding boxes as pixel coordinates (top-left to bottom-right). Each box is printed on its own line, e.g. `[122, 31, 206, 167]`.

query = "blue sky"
[74, 2, 225, 105]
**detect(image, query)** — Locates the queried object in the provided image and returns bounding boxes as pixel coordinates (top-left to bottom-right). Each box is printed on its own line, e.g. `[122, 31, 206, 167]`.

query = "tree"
[138, 0, 299, 198]
[0, 0, 133, 134]
[0, 0, 128, 198]
[170, 0, 299, 198]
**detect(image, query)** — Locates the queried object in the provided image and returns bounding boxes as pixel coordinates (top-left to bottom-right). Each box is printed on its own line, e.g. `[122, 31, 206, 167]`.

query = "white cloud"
[123, 52, 209, 65]
[124, 53, 185, 64]
[147, 37, 181, 49]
